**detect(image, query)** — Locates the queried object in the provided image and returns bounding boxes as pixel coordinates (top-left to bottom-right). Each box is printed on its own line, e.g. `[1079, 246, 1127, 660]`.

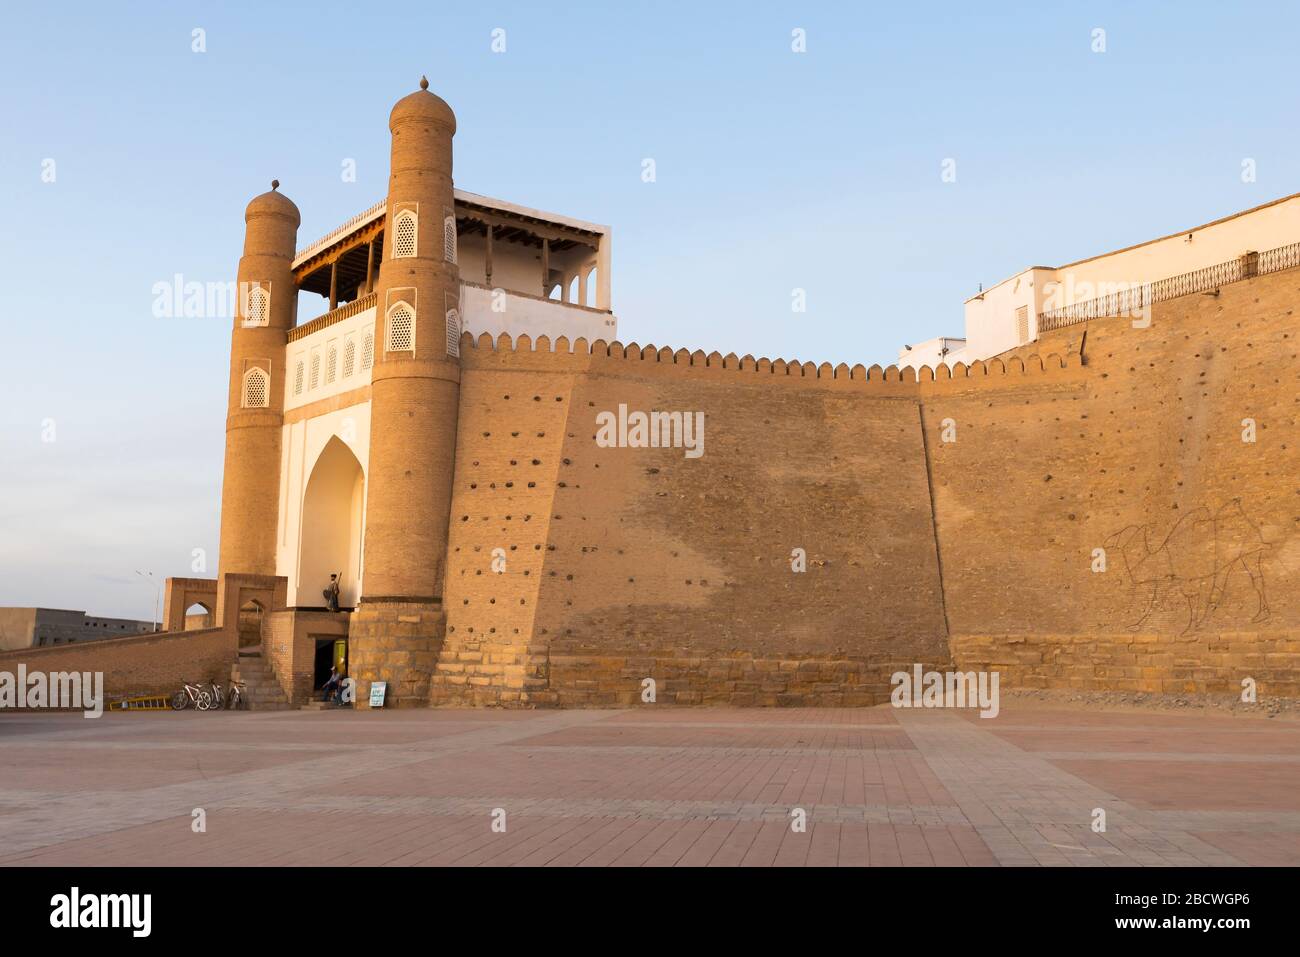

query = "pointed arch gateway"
[298, 436, 366, 609]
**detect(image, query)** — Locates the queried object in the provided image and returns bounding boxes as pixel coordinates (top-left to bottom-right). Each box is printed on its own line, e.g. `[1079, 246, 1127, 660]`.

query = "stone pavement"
[0, 704, 1296, 866]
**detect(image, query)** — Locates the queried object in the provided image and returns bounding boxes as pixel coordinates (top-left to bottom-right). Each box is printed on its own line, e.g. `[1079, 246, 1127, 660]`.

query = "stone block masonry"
[350, 601, 446, 708]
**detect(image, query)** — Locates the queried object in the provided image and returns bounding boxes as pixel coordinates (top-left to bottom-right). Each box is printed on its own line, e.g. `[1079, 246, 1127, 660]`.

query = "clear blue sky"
[2, 1, 1297, 619]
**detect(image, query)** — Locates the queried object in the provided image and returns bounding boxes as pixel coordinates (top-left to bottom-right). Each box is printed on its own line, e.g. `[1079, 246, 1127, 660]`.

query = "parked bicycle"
[226, 680, 246, 710]
[171, 682, 213, 711]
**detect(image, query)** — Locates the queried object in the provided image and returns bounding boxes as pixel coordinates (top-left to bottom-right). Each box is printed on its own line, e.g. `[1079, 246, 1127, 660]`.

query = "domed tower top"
[390, 75, 456, 133]
[244, 180, 301, 227]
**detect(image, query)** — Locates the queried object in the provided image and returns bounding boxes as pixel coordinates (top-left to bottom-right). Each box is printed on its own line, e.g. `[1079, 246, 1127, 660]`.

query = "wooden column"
[540, 237, 549, 297]
[328, 259, 338, 310]
[484, 224, 494, 286]
[365, 237, 376, 294]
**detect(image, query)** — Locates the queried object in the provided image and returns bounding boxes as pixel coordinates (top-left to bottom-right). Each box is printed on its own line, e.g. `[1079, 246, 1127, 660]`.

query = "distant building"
[898, 336, 966, 371]
[0, 608, 158, 651]
[902, 192, 1300, 367]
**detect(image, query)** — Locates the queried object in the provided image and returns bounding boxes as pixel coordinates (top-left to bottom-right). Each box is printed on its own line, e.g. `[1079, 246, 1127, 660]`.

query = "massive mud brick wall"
[432, 340, 952, 706]
[428, 265, 1299, 706]
[932, 268, 1300, 696]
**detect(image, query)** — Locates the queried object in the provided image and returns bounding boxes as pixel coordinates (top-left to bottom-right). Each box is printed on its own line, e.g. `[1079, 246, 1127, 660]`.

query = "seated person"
[321, 666, 342, 702]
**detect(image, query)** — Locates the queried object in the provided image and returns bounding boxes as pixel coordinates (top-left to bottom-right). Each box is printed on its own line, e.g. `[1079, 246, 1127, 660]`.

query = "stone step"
[230, 657, 290, 712]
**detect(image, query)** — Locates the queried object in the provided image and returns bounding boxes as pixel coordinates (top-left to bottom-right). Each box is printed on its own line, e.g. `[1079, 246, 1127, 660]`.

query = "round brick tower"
[349, 78, 462, 707]
[218, 182, 300, 581]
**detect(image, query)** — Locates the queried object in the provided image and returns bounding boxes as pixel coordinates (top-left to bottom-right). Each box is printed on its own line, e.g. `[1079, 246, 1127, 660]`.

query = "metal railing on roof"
[1038, 241, 1300, 331]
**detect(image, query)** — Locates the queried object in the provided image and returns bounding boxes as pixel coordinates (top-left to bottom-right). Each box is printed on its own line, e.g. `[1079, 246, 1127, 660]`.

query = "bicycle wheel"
[197, 691, 212, 711]
[171, 691, 188, 711]
[211, 688, 225, 710]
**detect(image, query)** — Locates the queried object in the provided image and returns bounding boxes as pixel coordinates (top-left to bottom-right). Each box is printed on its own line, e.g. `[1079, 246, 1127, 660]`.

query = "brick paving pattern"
[0, 705, 1296, 866]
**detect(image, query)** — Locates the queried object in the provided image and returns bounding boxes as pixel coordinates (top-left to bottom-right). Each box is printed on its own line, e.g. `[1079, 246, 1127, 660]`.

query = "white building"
[897, 336, 967, 372]
[902, 192, 1300, 368]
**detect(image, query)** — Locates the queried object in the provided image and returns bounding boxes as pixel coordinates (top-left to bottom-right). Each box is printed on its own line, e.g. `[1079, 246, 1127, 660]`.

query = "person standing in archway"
[322, 573, 341, 613]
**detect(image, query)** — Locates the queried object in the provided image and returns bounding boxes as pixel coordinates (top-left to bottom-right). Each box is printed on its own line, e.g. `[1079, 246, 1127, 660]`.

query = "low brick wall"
[952, 632, 1300, 698]
[0, 626, 237, 704]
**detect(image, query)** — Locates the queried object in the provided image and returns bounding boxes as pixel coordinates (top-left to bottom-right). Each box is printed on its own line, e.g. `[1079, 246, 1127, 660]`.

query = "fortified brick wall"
[432, 336, 953, 706]
[933, 267, 1300, 696]
[425, 265, 1299, 706]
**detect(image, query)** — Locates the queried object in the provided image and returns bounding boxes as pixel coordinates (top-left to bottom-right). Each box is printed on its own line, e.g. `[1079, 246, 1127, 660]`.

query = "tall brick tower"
[349, 77, 462, 707]
[218, 182, 301, 580]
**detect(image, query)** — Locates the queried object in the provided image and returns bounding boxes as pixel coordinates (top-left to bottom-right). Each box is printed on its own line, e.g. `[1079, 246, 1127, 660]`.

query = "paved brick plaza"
[1, 704, 1297, 866]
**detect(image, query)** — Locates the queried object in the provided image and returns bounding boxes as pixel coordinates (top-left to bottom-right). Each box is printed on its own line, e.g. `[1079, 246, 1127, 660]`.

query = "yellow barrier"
[109, 695, 171, 711]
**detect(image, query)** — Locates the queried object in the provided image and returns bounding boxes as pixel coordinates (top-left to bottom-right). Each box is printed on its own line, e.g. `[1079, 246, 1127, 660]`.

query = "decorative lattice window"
[245, 285, 269, 326]
[293, 358, 304, 396]
[387, 303, 414, 352]
[1016, 305, 1029, 343]
[326, 342, 338, 384]
[343, 338, 356, 378]
[393, 211, 417, 259]
[445, 307, 460, 357]
[242, 368, 269, 408]
[309, 351, 321, 390]
[443, 215, 457, 264]
[362, 329, 374, 369]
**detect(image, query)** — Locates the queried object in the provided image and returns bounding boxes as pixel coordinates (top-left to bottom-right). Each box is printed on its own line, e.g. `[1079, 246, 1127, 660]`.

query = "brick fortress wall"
[431, 336, 955, 706]
[423, 265, 1299, 705]
[935, 267, 1300, 696]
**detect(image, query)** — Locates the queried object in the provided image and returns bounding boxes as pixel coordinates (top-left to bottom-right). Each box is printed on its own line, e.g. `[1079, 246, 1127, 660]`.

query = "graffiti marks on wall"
[1104, 499, 1270, 635]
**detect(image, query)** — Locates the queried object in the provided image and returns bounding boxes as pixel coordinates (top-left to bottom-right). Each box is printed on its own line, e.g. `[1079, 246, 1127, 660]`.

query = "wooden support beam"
[540, 238, 549, 298]
[365, 237, 375, 294]
[467, 208, 599, 249]
[328, 260, 338, 310]
[485, 224, 494, 285]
